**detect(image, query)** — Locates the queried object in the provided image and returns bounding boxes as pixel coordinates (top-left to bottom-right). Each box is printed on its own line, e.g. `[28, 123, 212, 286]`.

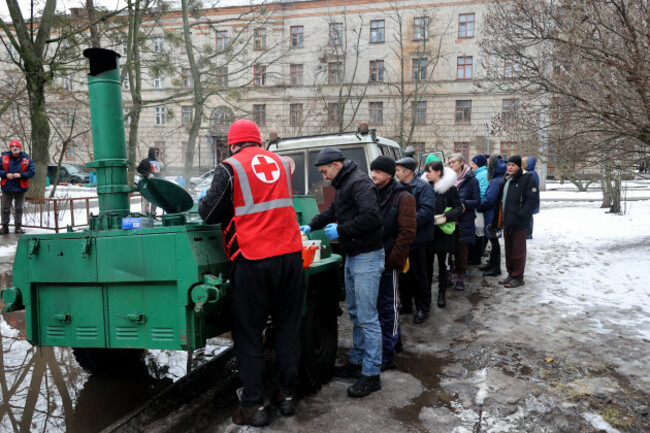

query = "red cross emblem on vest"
[251, 155, 280, 184]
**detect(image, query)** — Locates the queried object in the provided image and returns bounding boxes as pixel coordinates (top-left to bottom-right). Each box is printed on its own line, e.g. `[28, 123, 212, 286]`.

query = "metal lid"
[138, 177, 194, 214]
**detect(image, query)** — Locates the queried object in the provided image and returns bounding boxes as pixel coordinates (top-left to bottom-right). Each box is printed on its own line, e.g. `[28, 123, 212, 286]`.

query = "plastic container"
[303, 240, 322, 262]
[302, 244, 317, 268]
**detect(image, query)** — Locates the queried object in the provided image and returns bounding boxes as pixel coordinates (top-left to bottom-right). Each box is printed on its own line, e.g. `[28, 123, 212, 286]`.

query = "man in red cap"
[198, 119, 304, 427]
[0, 140, 35, 234]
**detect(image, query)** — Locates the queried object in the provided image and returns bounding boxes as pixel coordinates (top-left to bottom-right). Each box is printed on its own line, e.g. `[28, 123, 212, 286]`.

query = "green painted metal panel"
[27, 237, 97, 283]
[37, 284, 105, 347]
[106, 283, 180, 349]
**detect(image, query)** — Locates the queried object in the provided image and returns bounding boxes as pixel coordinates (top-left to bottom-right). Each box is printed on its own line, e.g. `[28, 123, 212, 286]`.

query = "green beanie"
[425, 154, 441, 164]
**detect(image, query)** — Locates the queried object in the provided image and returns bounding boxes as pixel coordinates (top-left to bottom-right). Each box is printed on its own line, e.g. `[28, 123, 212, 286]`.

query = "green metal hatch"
[138, 177, 194, 214]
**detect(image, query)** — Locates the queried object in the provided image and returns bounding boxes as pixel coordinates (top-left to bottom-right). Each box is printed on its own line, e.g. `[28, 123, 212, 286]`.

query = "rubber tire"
[72, 348, 145, 376]
[298, 281, 338, 393]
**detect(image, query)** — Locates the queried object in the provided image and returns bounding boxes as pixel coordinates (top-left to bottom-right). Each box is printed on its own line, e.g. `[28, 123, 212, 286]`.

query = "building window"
[458, 13, 475, 38]
[182, 106, 193, 125]
[121, 37, 128, 55]
[254, 65, 267, 86]
[122, 75, 130, 90]
[154, 141, 165, 159]
[124, 108, 131, 126]
[413, 101, 427, 124]
[217, 66, 228, 87]
[7, 44, 18, 61]
[369, 60, 384, 83]
[369, 102, 383, 124]
[153, 75, 164, 89]
[329, 23, 343, 46]
[455, 100, 471, 123]
[501, 99, 520, 123]
[253, 104, 266, 126]
[370, 20, 385, 43]
[290, 103, 303, 126]
[155, 106, 166, 125]
[412, 58, 427, 81]
[504, 55, 520, 78]
[290, 26, 304, 48]
[65, 143, 75, 160]
[63, 108, 75, 126]
[181, 141, 188, 163]
[182, 68, 193, 88]
[61, 40, 75, 60]
[327, 102, 340, 125]
[328, 62, 343, 85]
[216, 31, 228, 52]
[500, 141, 518, 159]
[62, 74, 73, 91]
[290, 64, 304, 86]
[457, 56, 473, 80]
[414, 17, 429, 40]
[454, 142, 470, 161]
[153, 36, 164, 53]
[254, 28, 266, 50]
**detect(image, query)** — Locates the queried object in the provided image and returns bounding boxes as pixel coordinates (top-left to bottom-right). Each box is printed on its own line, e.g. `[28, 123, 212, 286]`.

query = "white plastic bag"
[475, 212, 485, 237]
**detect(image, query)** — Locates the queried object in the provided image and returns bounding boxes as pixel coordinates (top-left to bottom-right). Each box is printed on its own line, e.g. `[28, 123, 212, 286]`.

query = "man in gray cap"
[300, 147, 385, 398]
[395, 157, 435, 324]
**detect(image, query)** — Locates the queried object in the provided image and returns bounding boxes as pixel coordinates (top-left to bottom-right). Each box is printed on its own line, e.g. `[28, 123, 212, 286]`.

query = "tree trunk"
[26, 72, 50, 200]
[600, 167, 612, 209]
[609, 170, 621, 214]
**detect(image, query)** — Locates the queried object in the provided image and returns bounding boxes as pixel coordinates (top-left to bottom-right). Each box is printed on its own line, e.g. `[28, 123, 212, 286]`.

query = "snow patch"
[582, 412, 621, 433]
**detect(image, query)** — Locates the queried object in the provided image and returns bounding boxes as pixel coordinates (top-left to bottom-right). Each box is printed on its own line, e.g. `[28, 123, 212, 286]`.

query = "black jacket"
[430, 167, 463, 254]
[309, 160, 383, 256]
[493, 169, 540, 230]
[456, 169, 481, 244]
[137, 147, 162, 177]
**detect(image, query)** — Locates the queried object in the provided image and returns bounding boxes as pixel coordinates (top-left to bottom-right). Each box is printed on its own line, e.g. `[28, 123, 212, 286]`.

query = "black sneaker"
[232, 404, 269, 427]
[272, 390, 295, 416]
[334, 362, 362, 378]
[347, 374, 381, 398]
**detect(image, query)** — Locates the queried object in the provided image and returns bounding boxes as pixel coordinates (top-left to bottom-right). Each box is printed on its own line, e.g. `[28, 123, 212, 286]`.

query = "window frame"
[290, 103, 303, 127]
[457, 56, 473, 80]
[413, 101, 427, 124]
[501, 99, 520, 124]
[290, 26, 304, 48]
[504, 55, 520, 78]
[216, 30, 229, 52]
[328, 62, 343, 85]
[254, 28, 267, 50]
[182, 68, 193, 89]
[454, 142, 471, 161]
[290, 64, 304, 86]
[253, 104, 266, 126]
[414, 17, 430, 41]
[412, 58, 427, 81]
[181, 105, 194, 126]
[216, 66, 228, 88]
[455, 100, 472, 124]
[458, 13, 475, 39]
[329, 23, 343, 46]
[153, 36, 164, 53]
[153, 74, 164, 89]
[254, 65, 267, 87]
[327, 102, 341, 125]
[369, 60, 384, 83]
[368, 101, 384, 125]
[370, 20, 385, 43]
[155, 106, 167, 125]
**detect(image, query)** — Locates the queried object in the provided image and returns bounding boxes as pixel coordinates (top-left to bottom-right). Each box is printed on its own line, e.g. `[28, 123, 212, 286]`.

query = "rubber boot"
[437, 287, 447, 308]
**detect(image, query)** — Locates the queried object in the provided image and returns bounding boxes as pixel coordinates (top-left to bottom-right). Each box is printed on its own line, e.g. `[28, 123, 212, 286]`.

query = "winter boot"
[455, 275, 465, 291]
[0, 225, 8, 235]
[232, 404, 269, 427]
[14, 225, 25, 234]
[437, 288, 447, 308]
[483, 267, 502, 276]
[347, 374, 381, 398]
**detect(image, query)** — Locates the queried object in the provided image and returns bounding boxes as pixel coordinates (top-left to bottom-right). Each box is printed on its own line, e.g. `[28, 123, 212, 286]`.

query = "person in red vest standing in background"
[0, 140, 35, 234]
[197, 119, 304, 428]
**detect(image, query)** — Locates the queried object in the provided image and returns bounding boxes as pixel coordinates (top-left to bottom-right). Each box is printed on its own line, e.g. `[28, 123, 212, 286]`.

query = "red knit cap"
[9, 140, 21, 149]
[228, 119, 262, 146]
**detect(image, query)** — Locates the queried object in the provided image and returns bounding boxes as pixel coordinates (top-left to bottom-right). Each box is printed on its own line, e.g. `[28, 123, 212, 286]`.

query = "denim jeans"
[344, 248, 384, 376]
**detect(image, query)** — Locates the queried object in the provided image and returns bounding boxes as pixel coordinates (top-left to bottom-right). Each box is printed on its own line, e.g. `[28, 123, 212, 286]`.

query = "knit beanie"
[507, 155, 522, 169]
[370, 156, 396, 176]
[472, 154, 487, 167]
[9, 140, 21, 149]
[228, 119, 262, 146]
[425, 154, 440, 164]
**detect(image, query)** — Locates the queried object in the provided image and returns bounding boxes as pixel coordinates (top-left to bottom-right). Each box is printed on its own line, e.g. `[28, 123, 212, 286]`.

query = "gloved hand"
[324, 223, 339, 240]
[196, 188, 207, 203]
[299, 225, 311, 234]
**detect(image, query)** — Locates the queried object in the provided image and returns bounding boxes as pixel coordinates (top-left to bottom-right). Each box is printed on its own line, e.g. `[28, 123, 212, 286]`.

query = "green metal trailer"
[0, 48, 343, 391]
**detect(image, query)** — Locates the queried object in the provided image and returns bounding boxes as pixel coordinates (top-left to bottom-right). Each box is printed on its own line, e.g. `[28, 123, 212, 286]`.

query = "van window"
[340, 147, 367, 172]
[283, 152, 305, 195]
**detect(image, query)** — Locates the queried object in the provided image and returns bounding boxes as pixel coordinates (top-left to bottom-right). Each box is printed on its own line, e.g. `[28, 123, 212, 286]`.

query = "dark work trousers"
[504, 228, 527, 282]
[1, 191, 26, 227]
[486, 237, 501, 269]
[468, 235, 487, 264]
[453, 231, 469, 276]
[426, 248, 451, 292]
[378, 268, 400, 363]
[229, 252, 304, 408]
[399, 247, 430, 313]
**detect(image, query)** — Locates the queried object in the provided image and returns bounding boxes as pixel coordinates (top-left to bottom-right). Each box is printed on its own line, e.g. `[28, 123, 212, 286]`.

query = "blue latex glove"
[299, 225, 311, 234]
[196, 188, 207, 203]
[324, 223, 339, 240]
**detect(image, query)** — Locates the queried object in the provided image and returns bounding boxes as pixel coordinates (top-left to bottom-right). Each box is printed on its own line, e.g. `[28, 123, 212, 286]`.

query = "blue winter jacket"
[401, 175, 435, 249]
[0, 151, 36, 193]
[526, 157, 540, 214]
[456, 169, 480, 244]
[477, 158, 507, 237]
[474, 165, 488, 201]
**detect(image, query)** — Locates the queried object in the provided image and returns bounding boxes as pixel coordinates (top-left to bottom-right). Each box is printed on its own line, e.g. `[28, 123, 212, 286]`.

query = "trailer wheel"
[72, 348, 145, 375]
[299, 281, 338, 393]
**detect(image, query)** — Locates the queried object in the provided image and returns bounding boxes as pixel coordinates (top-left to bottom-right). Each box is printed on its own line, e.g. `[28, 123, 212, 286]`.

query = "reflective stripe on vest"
[225, 156, 294, 216]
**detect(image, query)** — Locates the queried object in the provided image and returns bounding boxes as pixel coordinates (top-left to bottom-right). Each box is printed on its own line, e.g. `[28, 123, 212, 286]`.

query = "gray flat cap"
[314, 147, 345, 166]
[395, 157, 417, 171]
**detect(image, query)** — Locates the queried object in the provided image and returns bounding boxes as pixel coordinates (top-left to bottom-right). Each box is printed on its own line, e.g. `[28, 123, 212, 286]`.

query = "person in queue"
[300, 147, 385, 398]
[198, 119, 304, 427]
[0, 140, 35, 234]
[370, 156, 416, 371]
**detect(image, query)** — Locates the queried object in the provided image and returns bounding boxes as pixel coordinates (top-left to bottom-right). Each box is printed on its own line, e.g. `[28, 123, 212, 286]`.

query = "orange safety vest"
[1, 155, 29, 189]
[222, 146, 302, 261]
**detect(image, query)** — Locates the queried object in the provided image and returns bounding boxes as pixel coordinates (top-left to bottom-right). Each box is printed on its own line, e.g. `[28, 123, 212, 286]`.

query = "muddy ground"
[136, 252, 648, 433]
